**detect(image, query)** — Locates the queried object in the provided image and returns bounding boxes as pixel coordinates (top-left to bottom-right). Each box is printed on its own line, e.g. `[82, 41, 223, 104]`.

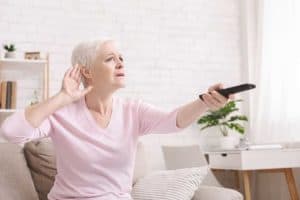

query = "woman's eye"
[105, 57, 113, 62]
[119, 57, 124, 62]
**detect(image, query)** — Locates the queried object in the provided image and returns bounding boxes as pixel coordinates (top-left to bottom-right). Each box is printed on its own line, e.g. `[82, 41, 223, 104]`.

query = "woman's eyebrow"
[105, 53, 114, 57]
[105, 53, 122, 57]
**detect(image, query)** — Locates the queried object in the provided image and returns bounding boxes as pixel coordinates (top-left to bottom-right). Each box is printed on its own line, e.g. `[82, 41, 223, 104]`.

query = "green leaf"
[225, 122, 245, 134]
[197, 99, 247, 135]
[200, 123, 217, 130]
[3, 44, 16, 52]
[197, 100, 248, 134]
[227, 115, 248, 122]
[197, 114, 218, 124]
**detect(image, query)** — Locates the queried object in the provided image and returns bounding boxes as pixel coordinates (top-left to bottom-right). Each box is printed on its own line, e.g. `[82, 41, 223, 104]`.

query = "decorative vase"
[198, 126, 241, 150]
[218, 136, 239, 150]
[4, 52, 16, 58]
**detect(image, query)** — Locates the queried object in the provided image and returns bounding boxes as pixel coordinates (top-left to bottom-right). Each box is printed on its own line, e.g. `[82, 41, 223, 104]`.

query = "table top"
[205, 147, 300, 155]
[206, 147, 300, 170]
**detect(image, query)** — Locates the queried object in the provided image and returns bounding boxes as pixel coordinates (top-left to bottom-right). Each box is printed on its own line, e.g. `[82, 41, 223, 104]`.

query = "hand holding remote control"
[199, 83, 256, 101]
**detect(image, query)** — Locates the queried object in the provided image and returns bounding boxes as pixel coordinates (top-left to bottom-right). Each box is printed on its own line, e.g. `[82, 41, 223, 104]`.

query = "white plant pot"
[218, 136, 239, 150]
[198, 126, 242, 151]
[4, 52, 16, 58]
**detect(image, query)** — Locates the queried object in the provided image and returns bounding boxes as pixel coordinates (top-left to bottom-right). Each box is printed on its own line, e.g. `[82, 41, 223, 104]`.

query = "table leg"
[235, 170, 240, 190]
[242, 171, 252, 200]
[284, 168, 299, 200]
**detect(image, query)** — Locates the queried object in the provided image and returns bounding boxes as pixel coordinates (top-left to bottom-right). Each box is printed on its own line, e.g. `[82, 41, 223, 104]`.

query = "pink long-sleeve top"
[1, 95, 184, 200]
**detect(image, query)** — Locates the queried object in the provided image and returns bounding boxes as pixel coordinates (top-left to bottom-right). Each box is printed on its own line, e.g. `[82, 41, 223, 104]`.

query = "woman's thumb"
[82, 86, 93, 96]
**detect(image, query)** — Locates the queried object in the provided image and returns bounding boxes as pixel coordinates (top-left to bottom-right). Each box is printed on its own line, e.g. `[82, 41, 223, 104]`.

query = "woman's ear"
[80, 66, 92, 79]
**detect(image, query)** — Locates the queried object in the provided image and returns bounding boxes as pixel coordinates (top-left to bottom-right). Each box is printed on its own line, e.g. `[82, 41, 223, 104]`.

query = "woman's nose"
[116, 61, 123, 69]
[116, 64, 122, 69]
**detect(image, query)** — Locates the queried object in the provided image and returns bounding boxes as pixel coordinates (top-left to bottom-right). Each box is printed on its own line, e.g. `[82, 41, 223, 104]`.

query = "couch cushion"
[192, 185, 243, 200]
[0, 142, 39, 200]
[131, 166, 209, 200]
[24, 138, 56, 200]
[133, 140, 149, 185]
[162, 145, 208, 169]
[162, 145, 222, 187]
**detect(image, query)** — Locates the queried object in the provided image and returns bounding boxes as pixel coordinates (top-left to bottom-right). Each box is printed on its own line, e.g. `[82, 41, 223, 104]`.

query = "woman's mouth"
[115, 73, 125, 77]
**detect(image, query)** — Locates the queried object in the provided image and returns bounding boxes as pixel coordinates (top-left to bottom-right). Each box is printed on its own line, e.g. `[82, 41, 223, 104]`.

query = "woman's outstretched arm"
[137, 83, 234, 136]
[176, 83, 235, 129]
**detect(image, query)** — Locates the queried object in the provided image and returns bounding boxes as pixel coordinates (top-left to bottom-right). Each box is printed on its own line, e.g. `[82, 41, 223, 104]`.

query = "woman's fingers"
[229, 94, 235, 100]
[68, 64, 83, 84]
[82, 86, 93, 96]
[70, 64, 78, 78]
[202, 94, 220, 111]
[75, 65, 81, 77]
[208, 83, 224, 92]
[74, 65, 82, 82]
[74, 70, 81, 83]
[201, 83, 237, 111]
[210, 91, 227, 104]
[202, 94, 214, 108]
[64, 67, 73, 78]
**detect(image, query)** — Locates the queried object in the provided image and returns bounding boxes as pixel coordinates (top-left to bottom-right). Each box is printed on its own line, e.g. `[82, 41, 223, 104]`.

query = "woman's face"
[82, 41, 126, 92]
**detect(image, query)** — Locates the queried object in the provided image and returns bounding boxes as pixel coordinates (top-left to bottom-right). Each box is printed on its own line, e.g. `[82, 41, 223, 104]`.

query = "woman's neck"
[85, 90, 113, 115]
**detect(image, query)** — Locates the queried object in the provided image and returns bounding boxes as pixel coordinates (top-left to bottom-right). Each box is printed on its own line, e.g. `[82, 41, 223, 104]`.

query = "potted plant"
[30, 90, 39, 106]
[3, 44, 16, 58]
[197, 99, 248, 149]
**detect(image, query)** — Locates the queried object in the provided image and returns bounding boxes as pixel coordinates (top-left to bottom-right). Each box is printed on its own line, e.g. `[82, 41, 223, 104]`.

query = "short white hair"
[71, 38, 113, 86]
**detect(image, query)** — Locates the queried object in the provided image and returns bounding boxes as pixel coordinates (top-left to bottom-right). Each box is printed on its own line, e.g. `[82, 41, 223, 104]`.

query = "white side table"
[205, 148, 300, 200]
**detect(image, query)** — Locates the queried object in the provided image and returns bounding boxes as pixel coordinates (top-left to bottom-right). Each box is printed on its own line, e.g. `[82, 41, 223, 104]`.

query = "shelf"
[0, 58, 47, 70]
[0, 109, 19, 113]
[0, 58, 47, 64]
[0, 54, 49, 121]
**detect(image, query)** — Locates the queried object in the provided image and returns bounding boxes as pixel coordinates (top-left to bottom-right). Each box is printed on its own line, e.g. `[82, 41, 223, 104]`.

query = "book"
[6, 81, 12, 109]
[206, 144, 284, 154]
[247, 144, 283, 150]
[1, 82, 7, 109]
[0, 81, 17, 109]
[11, 81, 16, 109]
[0, 83, 1, 108]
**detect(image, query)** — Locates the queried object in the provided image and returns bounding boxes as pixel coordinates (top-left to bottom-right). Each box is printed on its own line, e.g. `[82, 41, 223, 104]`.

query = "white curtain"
[240, 2, 300, 200]
[245, 0, 300, 143]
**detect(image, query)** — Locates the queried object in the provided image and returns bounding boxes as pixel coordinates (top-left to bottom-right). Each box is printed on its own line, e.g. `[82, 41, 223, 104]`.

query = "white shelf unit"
[0, 55, 49, 115]
[0, 109, 18, 113]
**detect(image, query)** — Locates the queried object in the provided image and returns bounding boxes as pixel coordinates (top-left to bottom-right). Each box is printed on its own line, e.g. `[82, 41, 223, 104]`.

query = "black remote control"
[199, 83, 256, 101]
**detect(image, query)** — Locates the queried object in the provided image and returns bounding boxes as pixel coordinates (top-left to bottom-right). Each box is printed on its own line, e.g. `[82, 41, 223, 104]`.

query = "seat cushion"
[132, 166, 209, 200]
[133, 140, 147, 184]
[192, 185, 243, 200]
[24, 138, 56, 200]
[162, 145, 222, 187]
[0, 142, 39, 200]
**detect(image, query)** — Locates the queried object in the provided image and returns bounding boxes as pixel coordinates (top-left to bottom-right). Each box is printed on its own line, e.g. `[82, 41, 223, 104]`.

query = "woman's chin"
[119, 84, 126, 88]
[114, 82, 126, 89]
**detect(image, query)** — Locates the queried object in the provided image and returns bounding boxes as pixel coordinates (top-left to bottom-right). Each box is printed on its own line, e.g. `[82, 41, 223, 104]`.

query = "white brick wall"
[0, 0, 243, 145]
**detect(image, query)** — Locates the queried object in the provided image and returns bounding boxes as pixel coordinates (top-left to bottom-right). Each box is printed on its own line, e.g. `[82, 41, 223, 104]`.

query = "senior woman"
[1, 38, 234, 200]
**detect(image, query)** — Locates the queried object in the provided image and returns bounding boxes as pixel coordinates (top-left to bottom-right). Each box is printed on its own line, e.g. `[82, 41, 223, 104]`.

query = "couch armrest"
[192, 185, 243, 200]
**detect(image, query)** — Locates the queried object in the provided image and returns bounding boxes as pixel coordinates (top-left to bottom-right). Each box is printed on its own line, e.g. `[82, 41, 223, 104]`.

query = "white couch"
[0, 137, 243, 200]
